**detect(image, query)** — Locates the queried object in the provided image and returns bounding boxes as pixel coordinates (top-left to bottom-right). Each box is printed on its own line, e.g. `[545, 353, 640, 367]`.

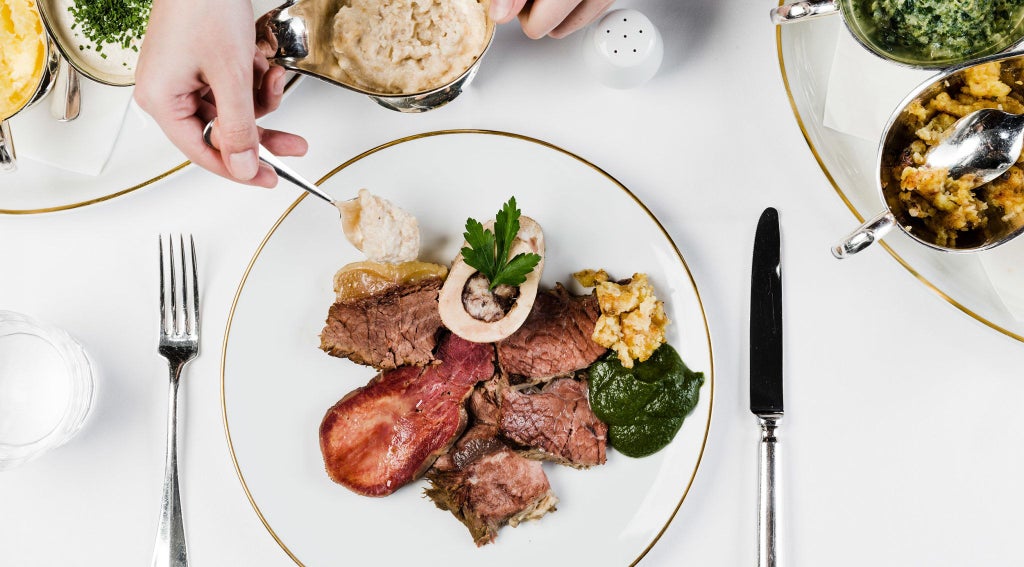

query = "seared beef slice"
[319, 334, 495, 496]
[497, 284, 606, 380]
[426, 425, 558, 546]
[500, 378, 607, 467]
[320, 277, 443, 370]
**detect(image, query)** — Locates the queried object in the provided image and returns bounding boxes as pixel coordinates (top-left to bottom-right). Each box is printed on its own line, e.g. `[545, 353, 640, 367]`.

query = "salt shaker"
[582, 9, 664, 89]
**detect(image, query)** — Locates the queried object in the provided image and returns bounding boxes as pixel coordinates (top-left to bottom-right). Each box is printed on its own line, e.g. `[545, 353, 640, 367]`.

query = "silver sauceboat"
[256, 0, 496, 113]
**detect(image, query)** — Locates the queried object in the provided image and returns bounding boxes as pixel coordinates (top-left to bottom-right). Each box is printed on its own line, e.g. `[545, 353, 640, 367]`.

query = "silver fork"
[153, 235, 199, 567]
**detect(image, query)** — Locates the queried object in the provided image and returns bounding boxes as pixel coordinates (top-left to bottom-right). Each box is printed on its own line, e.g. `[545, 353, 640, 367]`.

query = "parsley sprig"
[461, 197, 542, 291]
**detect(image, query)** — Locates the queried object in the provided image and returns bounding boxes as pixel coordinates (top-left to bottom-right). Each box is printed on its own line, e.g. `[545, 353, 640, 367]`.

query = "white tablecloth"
[2, 1, 1022, 565]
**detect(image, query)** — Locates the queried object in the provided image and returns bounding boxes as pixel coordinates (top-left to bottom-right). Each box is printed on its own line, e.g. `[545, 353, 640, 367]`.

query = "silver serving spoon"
[832, 107, 1024, 258]
[924, 108, 1024, 184]
[202, 120, 391, 257]
[201, 119, 336, 205]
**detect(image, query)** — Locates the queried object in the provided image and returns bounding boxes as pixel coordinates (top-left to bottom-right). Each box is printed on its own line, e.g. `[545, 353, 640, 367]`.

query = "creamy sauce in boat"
[51, 0, 143, 79]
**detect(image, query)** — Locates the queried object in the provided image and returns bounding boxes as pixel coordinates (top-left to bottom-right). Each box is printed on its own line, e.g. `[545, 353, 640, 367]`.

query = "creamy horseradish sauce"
[56, 0, 151, 76]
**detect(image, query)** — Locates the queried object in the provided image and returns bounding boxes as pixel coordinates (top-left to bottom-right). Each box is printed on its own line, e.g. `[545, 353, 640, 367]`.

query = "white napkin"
[823, 30, 934, 142]
[980, 240, 1024, 321]
[8, 77, 134, 176]
[823, 29, 1024, 322]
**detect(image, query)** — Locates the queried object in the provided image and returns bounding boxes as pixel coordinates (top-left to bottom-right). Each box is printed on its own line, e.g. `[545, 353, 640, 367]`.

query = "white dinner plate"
[777, 18, 1024, 342]
[221, 130, 714, 566]
[0, 0, 286, 214]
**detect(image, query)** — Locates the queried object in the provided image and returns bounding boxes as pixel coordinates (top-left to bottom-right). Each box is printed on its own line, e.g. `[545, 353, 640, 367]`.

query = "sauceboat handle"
[831, 210, 897, 258]
[50, 56, 81, 123]
[770, 0, 839, 24]
[0, 120, 16, 173]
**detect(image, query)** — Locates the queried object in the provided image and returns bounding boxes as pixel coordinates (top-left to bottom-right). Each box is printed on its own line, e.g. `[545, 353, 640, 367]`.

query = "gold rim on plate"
[219, 129, 716, 566]
[1, 75, 303, 216]
[774, 24, 1024, 344]
[0, 161, 189, 215]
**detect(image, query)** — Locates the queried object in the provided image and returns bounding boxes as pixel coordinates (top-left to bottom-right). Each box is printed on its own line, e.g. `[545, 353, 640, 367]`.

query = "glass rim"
[0, 310, 93, 468]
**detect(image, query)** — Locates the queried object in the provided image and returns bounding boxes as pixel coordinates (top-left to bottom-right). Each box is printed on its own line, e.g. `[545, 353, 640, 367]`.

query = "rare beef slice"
[496, 284, 606, 380]
[472, 377, 607, 468]
[499, 377, 607, 467]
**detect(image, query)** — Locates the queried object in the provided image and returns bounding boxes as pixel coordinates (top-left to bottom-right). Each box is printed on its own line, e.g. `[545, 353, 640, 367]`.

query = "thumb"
[209, 65, 260, 181]
[489, 0, 529, 23]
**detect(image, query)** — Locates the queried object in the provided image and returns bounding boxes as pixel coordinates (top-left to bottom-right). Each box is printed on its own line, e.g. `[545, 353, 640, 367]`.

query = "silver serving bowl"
[772, 0, 1024, 70]
[833, 51, 1024, 257]
[256, 0, 495, 113]
[1, 38, 60, 172]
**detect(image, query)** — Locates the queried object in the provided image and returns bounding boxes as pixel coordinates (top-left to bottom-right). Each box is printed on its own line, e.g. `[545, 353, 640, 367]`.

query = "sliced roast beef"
[467, 377, 502, 426]
[498, 377, 607, 468]
[320, 277, 443, 370]
[496, 284, 606, 380]
[319, 334, 495, 497]
[426, 424, 558, 546]
[468, 377, 607, 468]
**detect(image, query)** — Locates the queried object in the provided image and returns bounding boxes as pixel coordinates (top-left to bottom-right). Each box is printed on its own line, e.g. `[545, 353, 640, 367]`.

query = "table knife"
[750, 207, 783, 567]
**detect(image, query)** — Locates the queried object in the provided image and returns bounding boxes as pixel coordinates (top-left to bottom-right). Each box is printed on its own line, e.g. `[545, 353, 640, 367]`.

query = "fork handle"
[152, 367, 188, 567]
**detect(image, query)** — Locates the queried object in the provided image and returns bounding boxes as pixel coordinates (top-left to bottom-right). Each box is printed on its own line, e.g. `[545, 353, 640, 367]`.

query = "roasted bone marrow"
[438, 216, 545, 343]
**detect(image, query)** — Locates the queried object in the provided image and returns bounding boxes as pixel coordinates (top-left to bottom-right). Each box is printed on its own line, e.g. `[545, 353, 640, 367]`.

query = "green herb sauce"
[68, 0, 152, 51]
[853, 0, 1024, 61]
[588, 344, 704, 458]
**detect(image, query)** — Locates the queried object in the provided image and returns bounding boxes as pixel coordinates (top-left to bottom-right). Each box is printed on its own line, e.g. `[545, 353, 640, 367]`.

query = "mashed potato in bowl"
[331, 0, 489, 95]
[0, 0, 46, 119]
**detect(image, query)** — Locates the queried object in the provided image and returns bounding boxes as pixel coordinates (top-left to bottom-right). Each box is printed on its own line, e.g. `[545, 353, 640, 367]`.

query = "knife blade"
[750, 207, 783, 416]
[750, 207, 783, 567]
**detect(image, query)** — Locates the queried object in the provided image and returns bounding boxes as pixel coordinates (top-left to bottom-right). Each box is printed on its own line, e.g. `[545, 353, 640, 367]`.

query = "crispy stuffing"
[573, 270, 669, 368]
[896, 62, 1024, 246]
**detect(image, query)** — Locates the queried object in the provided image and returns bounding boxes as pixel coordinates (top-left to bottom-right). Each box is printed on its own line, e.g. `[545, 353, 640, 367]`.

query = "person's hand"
[134, 0, 307, 187]
[489, 0, 615, 39]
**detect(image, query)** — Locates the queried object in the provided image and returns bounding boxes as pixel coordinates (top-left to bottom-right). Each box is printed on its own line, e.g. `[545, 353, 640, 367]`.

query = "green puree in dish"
[588, 344, 704, 458]
[854, 0, 1024, 61]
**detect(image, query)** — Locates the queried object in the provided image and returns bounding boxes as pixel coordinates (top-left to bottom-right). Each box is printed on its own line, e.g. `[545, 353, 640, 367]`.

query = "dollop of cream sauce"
[336, 189, 420, 263]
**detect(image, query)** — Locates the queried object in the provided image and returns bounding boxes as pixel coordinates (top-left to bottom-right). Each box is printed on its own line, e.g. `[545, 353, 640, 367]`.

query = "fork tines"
[159, 234, 200, 338]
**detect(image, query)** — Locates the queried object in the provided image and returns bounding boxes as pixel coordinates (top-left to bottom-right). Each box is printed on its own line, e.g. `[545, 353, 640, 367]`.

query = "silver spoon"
[201, 119, 336, 205]
[832, 108, 1024, 258]
[202, 120, 390, 257]
[923, 108, 1024, 185]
